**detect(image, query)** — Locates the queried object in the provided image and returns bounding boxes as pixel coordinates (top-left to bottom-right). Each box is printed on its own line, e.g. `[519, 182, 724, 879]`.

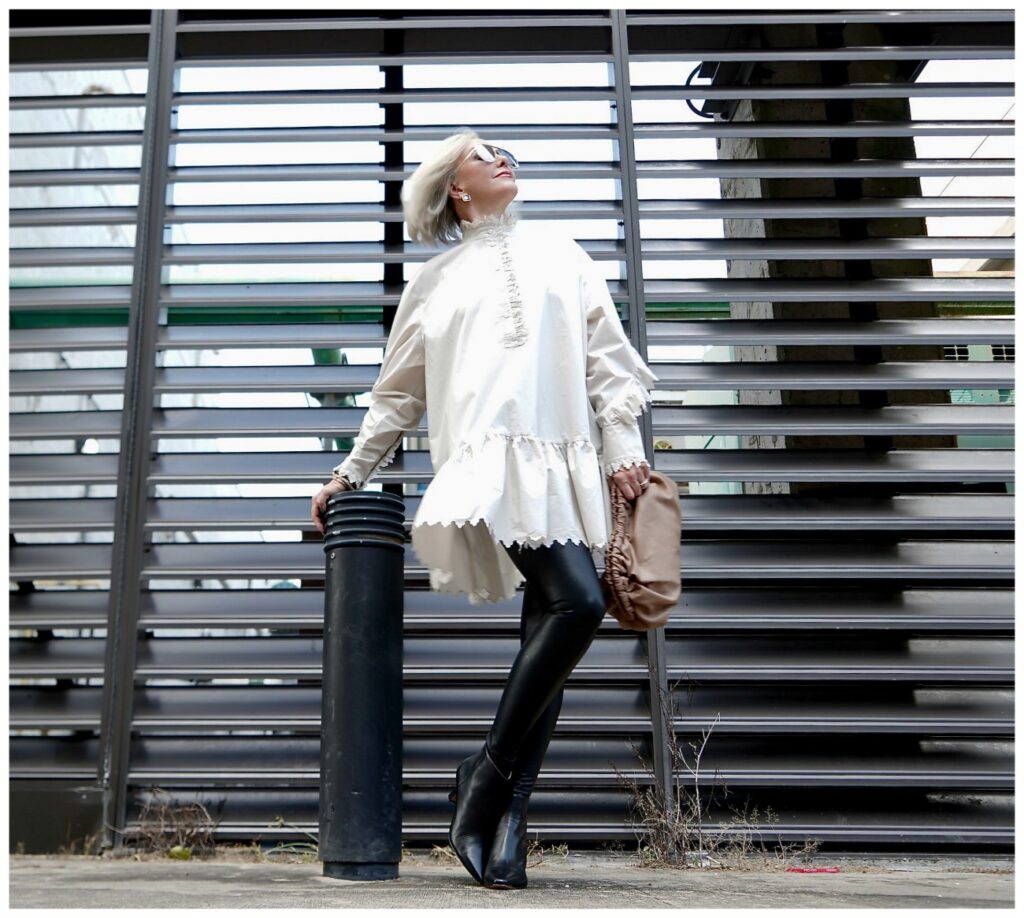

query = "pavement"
[8, 850, 1014, 909]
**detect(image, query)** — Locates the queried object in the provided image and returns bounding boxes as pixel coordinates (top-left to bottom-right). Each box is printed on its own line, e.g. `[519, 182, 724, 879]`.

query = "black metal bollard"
[319, 488, 407, 880]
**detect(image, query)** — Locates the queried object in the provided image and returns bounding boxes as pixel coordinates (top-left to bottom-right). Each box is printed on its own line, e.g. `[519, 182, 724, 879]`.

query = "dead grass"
[106, 787, 218, 859]
[611, 659, 823, 871]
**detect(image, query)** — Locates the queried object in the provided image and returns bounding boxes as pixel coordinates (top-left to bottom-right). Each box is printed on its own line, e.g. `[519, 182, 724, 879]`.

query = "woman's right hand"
[311, 478, 353, 535]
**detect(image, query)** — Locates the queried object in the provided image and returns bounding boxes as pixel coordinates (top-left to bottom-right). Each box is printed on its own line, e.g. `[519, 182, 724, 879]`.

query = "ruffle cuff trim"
[596, 373, 656, 428]
[332, 431, 403, 489]
[603, 455, 650, 477]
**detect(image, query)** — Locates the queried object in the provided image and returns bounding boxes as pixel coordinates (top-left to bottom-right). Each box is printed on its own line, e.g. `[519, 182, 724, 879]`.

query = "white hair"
[401, 127, 486, 247]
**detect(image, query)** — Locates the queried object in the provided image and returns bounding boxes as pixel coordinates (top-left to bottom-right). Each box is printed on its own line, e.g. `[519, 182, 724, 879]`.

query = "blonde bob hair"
[402, 127, 513, 248]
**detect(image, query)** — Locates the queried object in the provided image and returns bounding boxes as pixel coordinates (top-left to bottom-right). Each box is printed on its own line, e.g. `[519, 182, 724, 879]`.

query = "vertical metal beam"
[379, 21, 407, 502]
[96, 8, 177, 850]
[608, 9, 675, 822]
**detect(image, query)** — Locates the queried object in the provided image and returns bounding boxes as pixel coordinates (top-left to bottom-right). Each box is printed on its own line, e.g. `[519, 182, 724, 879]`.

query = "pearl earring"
[461, 193, 471, 201]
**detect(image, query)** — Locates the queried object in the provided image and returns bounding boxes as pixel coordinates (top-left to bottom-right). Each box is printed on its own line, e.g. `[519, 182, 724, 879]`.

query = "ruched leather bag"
[601, 468, 681, 630]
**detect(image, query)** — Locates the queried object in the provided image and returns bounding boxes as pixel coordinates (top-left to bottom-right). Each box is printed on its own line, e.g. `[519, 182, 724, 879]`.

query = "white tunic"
[331, 203, 658, 605]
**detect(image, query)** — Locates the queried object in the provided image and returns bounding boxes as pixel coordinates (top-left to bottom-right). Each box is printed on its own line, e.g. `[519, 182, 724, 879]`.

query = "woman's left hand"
[610, 461, 650, 500]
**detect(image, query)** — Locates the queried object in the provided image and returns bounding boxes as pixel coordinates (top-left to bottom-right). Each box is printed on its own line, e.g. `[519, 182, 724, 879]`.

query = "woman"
[311, 128, 657, 889]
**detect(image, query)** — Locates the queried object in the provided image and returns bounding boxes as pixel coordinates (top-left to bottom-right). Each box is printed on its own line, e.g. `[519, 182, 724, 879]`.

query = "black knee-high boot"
[484, 579, 564, 889]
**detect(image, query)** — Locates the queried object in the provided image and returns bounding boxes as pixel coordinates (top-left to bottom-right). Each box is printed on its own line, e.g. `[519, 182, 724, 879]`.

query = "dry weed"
[612, 660, 822, 870]
[110, 787, 218, 858]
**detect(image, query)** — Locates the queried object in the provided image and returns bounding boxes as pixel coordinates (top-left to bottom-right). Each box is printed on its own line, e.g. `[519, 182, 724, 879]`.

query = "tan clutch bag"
[601, 468, 681, 631]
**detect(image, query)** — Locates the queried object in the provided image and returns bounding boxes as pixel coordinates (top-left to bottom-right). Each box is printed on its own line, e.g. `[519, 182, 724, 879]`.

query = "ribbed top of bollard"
[322, 489, 407, 552]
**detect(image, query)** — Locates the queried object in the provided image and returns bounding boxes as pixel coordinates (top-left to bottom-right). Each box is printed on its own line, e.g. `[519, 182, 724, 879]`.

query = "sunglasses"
[459, 142, 520, 170]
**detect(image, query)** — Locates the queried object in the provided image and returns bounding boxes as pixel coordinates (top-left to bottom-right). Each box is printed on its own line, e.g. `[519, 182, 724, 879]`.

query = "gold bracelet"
[331, 471, 355, 489]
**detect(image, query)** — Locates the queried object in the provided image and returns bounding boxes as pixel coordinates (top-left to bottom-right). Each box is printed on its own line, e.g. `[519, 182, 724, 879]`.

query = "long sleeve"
[331, 274, 427, 488]
[573, 241, 659, 476]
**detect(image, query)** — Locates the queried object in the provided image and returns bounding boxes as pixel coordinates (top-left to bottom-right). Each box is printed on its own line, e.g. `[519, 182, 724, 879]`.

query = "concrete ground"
[8, 849, 1014, 909]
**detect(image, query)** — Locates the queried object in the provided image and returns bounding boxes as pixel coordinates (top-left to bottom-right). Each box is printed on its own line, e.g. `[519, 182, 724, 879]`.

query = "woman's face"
[450, 143, 518, 210]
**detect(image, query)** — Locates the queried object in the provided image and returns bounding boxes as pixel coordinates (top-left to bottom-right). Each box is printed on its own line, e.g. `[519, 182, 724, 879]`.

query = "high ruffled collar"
[459, 206, 521, 243]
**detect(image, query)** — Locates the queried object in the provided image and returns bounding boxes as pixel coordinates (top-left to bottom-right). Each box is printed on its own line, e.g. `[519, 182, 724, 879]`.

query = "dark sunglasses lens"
[483, 144, 518, 168]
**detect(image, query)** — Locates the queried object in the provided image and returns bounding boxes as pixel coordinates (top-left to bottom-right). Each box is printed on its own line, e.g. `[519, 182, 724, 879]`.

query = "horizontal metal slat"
[10, 493, 1013, 535]
[9, 204, 139, 227]
[145, 80, 1010, 105]
[10, 19, 151, 36]
[648, 319, 1015, 346]
[10, 452, 121, 484]
[10, 234, 1014, 270]
[178, 10, 1015, 27]
[9, 635, 646, 681]
[625, 10, 1015, 24]
[8, 275, 1015, 313]
[673, 495, 1014, 533]
[8, 634, 1013, 683]
[632, 81, 1015, 101]
[119, 744, 1012, 791]
[7, 586, 1014, 635]
[157, 277, 1012, 307]
[8, 323, 390, 353]
[642, 277, 1014, 303]
[631, 119, 1017, 139]
[10, 411, 125, 439]
[10, 543, 113, 581]
[9, 538, 1013, 583]
[15, 359, 1013, 397]
[11, 368, 128, 395]
[663, 641, 1013, 685]
[11, 498, 118, 530]
[9, 684, 647, 732]
[642, 237, 1016, 260]
[16, 111, 1011, 143]
[667, 588, 1016, 634]
[10, 155, 1015, 188]
[115, 788, 1013, 845]
[14, 739, 992, 789]
[9, 365, 361, 396]
[634, 158, 1015, 178]
[651, 362, 1015, 390]
[9, 167, 141, 188]
[8, 404, 1017, 441]
[660, 449, 1014, 484]
[10, 245, 133, 269]
[652, 44, 1011, 63]
[9, 447, 1014, 489]
[9, 113, 1015, 148]
[11, 684, 1011, 736]
[141, 539, 1014, 583]
[9, 197, 1014, 232]
[638, 196, 1014, 220]
[9, 447, 1014, 488]
[9, 325, 130, 352]
[652, 404, 1014, 437]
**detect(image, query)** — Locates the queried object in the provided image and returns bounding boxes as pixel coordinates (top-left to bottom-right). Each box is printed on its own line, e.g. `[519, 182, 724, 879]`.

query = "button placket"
[494, 234, 527, 349]
[459, 210, 527, 349]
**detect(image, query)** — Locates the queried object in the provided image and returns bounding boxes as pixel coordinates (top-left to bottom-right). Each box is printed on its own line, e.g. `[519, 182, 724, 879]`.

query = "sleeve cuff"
[600, 417, 648, 475]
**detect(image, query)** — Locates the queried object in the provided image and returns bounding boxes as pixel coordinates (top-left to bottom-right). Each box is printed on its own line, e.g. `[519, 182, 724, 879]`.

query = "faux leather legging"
[485, 539, 606, 798]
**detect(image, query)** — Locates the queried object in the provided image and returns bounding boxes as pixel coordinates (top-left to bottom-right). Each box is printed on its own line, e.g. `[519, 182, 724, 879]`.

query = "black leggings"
[485, 539, 606, 797]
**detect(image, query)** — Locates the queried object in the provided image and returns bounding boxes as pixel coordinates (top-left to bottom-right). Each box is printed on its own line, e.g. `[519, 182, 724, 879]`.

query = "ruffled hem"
[409, 428, 613, 605]
[418, 515, 604, 606]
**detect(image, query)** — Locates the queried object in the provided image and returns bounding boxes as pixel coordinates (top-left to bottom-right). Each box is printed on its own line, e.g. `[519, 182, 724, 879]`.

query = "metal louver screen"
[9, 9, 1014, 855]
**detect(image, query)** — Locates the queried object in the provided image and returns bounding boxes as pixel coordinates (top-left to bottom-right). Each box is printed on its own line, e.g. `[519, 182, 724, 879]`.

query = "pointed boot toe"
[447, 746, 515, 885]
[483, 794, 530, 889]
